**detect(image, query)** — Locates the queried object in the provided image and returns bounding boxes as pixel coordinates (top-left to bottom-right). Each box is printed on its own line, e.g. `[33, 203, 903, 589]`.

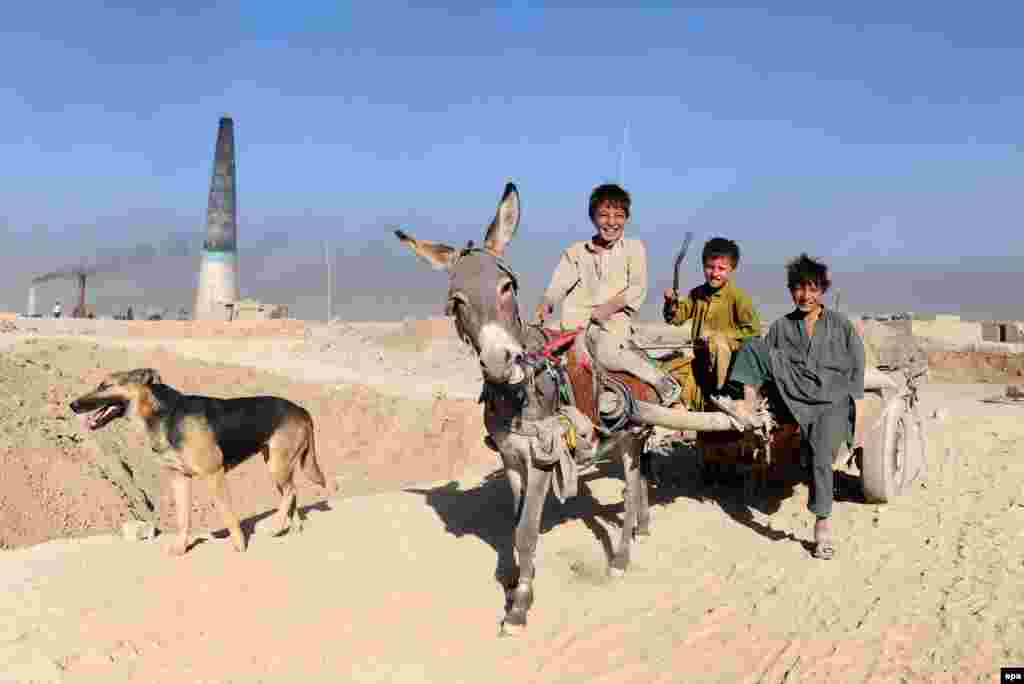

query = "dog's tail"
[302, 416, 328, 488]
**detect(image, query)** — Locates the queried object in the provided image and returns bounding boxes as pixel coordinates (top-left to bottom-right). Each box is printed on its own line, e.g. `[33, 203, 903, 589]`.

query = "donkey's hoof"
[500, 610, 527, 637]
[607, 566, 626, 578]
[499, 620, 526, 637]
[609, 552, 630, 577]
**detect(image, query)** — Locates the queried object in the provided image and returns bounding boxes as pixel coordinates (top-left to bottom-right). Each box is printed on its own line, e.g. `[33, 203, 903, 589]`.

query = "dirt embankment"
[0, 337, 495, 550]
[926, 349, 1024, 383]
[858, 319, 1024, 384]
[9, 317, 308, 338]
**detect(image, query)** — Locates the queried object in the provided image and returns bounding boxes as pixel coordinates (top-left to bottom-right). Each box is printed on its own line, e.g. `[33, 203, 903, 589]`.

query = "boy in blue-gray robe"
[713, 254, 865, 560]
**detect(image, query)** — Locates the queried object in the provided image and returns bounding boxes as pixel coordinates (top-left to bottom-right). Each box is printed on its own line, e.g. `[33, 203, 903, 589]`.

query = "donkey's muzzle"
[480, 348, 525, 384]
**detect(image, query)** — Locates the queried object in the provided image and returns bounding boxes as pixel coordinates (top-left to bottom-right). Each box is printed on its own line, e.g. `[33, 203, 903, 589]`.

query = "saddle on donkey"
[485, 324, 723, 502]
[533, 326, 658, 429]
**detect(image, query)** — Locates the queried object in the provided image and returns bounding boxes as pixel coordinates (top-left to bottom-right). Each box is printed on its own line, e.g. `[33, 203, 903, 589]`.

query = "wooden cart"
[623, 362, 929, 503]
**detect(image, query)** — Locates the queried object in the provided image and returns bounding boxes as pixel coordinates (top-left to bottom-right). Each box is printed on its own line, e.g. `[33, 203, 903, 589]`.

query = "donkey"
[394, 183, 653, 635]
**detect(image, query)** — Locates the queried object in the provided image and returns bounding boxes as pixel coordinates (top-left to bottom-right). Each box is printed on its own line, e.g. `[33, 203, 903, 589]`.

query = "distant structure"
[193, 116, 241, 320]
[26, 286, 38, 317]
[982, 319, 1024, 343]
[226, 298, 288, 321]
[879, 312, 982, 346]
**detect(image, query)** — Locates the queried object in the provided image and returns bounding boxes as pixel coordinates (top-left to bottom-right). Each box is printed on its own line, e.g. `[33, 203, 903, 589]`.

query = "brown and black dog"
[70, 369, 326, 556]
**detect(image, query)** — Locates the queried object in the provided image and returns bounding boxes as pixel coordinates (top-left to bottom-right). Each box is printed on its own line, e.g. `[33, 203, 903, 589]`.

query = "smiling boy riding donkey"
[536, 183, 683, 407]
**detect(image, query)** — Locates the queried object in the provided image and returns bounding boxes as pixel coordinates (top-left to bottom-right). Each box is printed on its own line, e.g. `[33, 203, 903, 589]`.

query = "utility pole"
[323, 239, 332, 323]
[617, 120, 629, 186]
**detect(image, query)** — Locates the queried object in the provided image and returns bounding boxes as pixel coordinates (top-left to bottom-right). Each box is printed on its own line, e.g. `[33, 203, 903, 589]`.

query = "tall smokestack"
[27, 286, 37, 317]
[193, 116, 240, 320]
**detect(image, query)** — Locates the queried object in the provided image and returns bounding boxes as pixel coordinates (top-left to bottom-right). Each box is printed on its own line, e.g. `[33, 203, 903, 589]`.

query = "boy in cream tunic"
[538, 184, 681, 406]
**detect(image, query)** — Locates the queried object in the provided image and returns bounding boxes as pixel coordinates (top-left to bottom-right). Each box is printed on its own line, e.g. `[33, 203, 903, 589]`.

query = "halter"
[444, 244, 521, 349]
[445, 245, 520, 299]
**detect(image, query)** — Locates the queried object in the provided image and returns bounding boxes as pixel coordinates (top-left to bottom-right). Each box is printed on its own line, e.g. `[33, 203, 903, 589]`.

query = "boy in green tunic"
[662, 237, 761, 408]
[713, 254, 865, 560]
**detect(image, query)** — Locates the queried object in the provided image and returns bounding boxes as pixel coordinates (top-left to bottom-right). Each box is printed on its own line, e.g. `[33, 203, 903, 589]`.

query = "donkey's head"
[395, 183, 526, 385]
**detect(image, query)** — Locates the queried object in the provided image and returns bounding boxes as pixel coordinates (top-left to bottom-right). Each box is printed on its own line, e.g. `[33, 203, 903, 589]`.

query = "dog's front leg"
[208, 468, 246, 552]
[168, 470, 192, 556]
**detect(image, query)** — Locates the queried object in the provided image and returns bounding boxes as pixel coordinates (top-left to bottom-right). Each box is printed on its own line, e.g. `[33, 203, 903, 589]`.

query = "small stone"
[110, 640, 140, 662]
[63, 650, 114, 669]
[122, 520, 156, 542]
[930, 408, 948, 421]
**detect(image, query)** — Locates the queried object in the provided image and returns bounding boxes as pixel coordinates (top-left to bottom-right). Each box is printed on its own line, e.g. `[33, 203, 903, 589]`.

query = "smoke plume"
[31, 235, 193, 284]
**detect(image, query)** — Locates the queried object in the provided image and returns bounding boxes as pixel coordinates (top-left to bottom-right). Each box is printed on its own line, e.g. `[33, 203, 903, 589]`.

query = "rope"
[582, 321, 638, 434]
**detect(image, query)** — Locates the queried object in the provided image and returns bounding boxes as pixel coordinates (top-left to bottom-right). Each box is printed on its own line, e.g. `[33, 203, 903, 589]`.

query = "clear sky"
[2, 2, 1022, 321]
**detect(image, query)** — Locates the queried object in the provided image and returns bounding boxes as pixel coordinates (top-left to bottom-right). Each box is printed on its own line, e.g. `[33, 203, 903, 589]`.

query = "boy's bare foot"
[708, 395, 761, 429]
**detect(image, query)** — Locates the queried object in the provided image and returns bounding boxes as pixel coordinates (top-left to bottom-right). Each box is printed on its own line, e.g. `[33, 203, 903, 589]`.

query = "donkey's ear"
[394, 229, 458, 271]
[484, 182, 520, 256]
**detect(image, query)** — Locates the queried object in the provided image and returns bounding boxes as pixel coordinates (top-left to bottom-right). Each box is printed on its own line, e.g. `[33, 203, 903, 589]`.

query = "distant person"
[126, 306, 134, 321]
[536, 183, 682, 405]
[662, 237, 761, 409]
[52, 300, 62, 319]
[711, 254, 865, 561]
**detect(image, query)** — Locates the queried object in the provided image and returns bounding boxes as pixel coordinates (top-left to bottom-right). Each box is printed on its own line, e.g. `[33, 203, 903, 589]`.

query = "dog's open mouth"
[87, 403, 126, 430]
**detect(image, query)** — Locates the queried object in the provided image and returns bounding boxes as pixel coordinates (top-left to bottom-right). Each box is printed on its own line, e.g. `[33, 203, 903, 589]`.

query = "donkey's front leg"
[610, 435, 643, 576]
[501, 461, 552, 636]
[498, 445, 525, 523]
[495, 445, 526, 588]
[636, 442, 652, 542]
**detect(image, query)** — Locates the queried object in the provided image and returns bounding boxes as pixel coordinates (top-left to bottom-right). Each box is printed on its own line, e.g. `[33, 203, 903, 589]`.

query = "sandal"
[812, 527, 836, 560]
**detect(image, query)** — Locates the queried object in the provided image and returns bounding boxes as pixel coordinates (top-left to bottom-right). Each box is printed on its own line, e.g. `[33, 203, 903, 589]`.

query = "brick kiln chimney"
[193, 116, 241, 320]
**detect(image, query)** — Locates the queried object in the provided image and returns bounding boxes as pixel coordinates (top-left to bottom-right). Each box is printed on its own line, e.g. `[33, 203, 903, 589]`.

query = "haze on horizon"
[2, 2, 1021, 323]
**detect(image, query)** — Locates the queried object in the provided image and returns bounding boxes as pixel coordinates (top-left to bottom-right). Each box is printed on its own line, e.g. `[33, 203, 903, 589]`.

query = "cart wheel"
[902, 406, 928, 486]
[860, 395, 910, 503]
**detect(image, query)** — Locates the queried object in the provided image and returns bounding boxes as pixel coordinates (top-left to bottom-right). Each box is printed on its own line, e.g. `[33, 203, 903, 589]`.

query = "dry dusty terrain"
[0, 321, 492, 550]
[1, 319, 1023, 683]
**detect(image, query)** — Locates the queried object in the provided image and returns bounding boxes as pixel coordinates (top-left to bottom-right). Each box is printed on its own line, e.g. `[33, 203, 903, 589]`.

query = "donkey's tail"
[302, 416, 328, 488]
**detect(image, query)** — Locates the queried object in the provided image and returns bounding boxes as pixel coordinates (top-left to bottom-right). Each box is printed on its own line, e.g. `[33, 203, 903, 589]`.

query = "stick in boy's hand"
[535, 301, 553, 325]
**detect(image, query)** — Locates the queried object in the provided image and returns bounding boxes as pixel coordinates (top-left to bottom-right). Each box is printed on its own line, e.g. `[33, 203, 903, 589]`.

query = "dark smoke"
[31, 234, 197, 284]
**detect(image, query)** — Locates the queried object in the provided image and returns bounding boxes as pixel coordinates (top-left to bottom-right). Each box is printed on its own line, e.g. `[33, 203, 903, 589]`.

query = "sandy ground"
[1, 321, 1023, 682]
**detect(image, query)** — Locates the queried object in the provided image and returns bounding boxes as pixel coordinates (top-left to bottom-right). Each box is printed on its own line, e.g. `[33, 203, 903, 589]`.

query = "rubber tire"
[901, 406, 928, 487]
[860, 394, 909, 503]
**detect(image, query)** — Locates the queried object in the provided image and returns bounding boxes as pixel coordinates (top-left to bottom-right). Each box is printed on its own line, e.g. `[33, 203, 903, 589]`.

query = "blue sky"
[1, 2, 1022, 320]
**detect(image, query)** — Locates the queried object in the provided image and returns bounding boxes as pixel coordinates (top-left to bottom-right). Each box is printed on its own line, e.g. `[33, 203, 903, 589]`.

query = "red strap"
[540, 328, 582, 360]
